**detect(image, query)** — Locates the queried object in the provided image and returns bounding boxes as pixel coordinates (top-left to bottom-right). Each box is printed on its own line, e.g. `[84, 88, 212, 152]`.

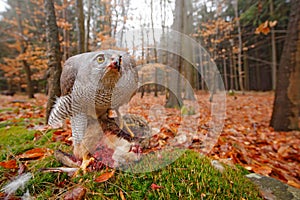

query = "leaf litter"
[0, 91, 299, 193]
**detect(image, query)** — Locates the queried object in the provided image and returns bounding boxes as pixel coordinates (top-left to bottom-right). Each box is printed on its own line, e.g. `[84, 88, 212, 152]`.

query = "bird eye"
[96, 54, 105, 64]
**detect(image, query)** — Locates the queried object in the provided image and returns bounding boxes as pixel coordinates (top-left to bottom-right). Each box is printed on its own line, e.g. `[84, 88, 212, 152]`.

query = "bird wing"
[48, 59, 78, 126]
[60, 60, 78, 96]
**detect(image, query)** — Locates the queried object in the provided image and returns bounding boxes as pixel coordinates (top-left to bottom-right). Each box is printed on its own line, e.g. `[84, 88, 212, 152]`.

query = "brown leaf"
[64, 186, 86, 200]
[255, 21, 270, 35]
[287, 180, 300, 189]
[253, 165, 272, 176]
[17, 148, 48, 160]
[52, 129, 72, 145]
[0, 159, 18, 169]
[150, 183, 163, 190]
[94, 170, 115, 183]
[120, 190, 126, 200]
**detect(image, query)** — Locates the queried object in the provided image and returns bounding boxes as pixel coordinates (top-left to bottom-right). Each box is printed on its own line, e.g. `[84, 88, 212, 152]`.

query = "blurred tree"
[165, 0, 184, 108]
[270, 0, 300, 131]
[44, 0, 62, 123]
[76, 0, 85, 53]
[15, 1, 34, 98]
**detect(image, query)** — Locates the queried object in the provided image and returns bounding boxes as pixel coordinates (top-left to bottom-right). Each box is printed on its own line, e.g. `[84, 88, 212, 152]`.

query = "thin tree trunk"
[85, 0, 92, 52]
[63, 0, 70, 61]
[16, 1, 34, 98]
[44, 0, 62, 123]
[270, 0, 300, 131]
[244, 51, 249, 90]
[270, 0, 277, 90]
[234, 0, 244, 92]
[223, 56, 228, 90]
[182, 0, 195, 100]
[255, 38, 261, 90]
[119, 0, 130, 46]
[76, 0, 85, 53]
[150, 0, 158, 97]
[166, 0, 184, 108]
[233, 55, 238, 90]
[229, 50, 234, 90]
[112, 0, 119, 38]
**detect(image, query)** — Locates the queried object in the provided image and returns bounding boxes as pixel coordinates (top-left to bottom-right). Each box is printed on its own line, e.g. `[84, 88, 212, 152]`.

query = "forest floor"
[0, 91, 299, 199]
[129, 91, 300, 188]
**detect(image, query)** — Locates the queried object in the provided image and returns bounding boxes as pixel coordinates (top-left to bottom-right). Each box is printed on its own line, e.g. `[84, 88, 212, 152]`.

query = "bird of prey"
[48, 50, 138, 172]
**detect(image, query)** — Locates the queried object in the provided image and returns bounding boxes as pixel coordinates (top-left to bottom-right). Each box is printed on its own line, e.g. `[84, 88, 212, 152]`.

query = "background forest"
[1, 0, 298, 130]
[0, 0, 290, 93]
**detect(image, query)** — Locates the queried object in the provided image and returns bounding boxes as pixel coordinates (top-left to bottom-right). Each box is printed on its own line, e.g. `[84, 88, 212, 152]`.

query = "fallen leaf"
[0, 159, 18, 169]
[253, 165, 272, 176]
[150, 183, 163, 190]
[120, 190, 126, 200]
[94, 170, 115, 183]
[17, 148, 48, 160]
[33, 132, 42, 141]
[52, 129, 72, 145]
[64, 186, 86, 200]
[287, 180, 300, 189]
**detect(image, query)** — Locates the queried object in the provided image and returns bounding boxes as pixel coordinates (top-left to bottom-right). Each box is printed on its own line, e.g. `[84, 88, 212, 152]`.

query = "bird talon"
[72, 157, 94, 177]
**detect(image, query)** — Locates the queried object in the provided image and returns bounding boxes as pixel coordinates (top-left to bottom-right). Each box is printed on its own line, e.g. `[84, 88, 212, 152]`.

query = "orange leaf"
[150, 183, 163, 190]
[287, 180, 300, 189]
[120, 190, 126, 200]
[17, 148, 48, 160]
[94, 170, 115, 183]
[253, 165, 272, 176]
[0, 159, 18, 169]
[255, 21, 270, 35]
[269, 20, 277, 28]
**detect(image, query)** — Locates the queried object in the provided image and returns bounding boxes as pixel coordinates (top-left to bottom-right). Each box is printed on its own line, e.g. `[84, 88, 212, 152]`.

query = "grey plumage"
[48, 50, 138, 146]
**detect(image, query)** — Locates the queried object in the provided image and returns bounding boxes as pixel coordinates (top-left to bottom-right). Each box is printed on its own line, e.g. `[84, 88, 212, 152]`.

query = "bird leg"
[116, 109, 135, 138]
[73, 147, 94, 177]
[80, 154, 94, 174]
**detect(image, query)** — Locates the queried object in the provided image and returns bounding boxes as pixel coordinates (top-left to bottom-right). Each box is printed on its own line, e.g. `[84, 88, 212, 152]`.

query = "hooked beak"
[103, 55, 122, 77]
[108, 55, 122, 71]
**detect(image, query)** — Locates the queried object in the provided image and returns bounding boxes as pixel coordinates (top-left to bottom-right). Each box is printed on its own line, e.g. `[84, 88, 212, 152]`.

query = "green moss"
[0, 126, 36, 158]
[0, 125, 262, 199]
[82, 151, 262, 200]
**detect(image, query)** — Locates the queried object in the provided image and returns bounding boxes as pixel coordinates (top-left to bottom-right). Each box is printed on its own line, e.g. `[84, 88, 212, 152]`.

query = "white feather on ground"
[1, 173, 32, 196]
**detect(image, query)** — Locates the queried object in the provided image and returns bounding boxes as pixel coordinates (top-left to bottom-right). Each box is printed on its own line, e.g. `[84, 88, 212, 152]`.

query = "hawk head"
[60, 50, 137, 95]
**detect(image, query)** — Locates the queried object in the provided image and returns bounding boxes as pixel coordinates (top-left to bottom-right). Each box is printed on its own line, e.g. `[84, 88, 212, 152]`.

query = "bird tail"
[48, 95, 72, 128]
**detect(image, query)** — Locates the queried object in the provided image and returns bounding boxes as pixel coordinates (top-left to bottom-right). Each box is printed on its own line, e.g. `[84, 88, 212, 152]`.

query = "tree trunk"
[165, 0, 184, 108]
[229, 49, 234, 90]
[244, 51, 249, 90]
[16, 1, 34, 98]
[270, 0, 300, 131]
[233, 0, 244, 92]
[150, 0, 158, 97]
[270, 0, 277, 90]
[223, 56, 228, 90]
[44, 0, 62, 123]
[233, 55, 238, 90]
[182, 0, 195, 100]
[85, 0, 92, 52]
[62, 0, 70, 61]
[76, 0, 85, 53]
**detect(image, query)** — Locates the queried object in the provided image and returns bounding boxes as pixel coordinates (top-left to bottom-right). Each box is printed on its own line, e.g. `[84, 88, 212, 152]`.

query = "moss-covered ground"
[0, 121, 262, 199]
